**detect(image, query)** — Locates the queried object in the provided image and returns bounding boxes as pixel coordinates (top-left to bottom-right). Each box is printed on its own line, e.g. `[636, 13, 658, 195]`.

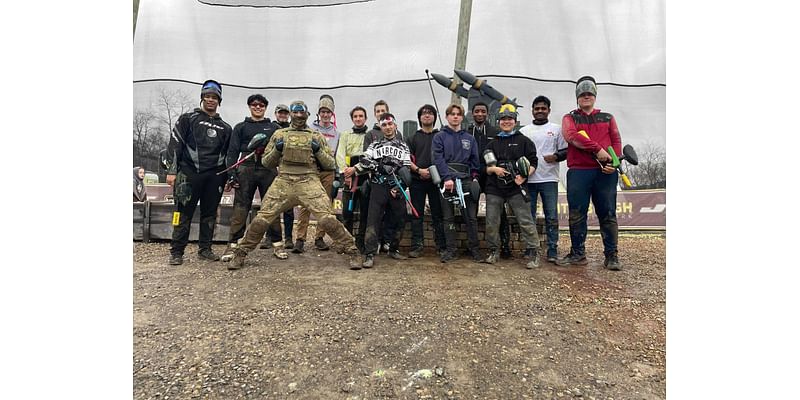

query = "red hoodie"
[561, 108, 622, 170]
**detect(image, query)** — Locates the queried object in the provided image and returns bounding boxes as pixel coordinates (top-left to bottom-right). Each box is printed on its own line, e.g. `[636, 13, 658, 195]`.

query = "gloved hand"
[254, 146, 265, 156]
[311, 138, 321, 153]
[275, 138, 285, 153]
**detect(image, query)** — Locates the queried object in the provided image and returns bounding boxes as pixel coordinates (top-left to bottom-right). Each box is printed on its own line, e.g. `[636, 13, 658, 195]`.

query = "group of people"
[161, 75, 624, 272]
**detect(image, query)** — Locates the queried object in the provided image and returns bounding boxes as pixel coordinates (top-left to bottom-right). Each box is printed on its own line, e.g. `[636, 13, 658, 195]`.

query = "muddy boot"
[408, 246, 423, 258]
[220, 244, 235, 262]
[292, 239, 305, 254]
[168, 253, 183, 265]
[362, 254, 374, 269]
[524, 248, 540, 269]
[604, 252, 621, 271]
[284, 239, 294, 250]
[272, 242, 289, 260]
[314, 237, 330, 251]
[483, 250, 499, 264]
[556, 251, 588, 266]
[198, 248, 220, 261]
[228, 248, 247, 271]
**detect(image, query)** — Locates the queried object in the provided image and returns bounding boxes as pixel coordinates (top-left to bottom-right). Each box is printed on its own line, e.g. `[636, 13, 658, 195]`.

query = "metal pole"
[451, 0, 473, 105]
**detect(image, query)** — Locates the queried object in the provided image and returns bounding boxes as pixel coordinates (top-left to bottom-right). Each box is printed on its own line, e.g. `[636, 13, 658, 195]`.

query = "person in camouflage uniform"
[229, 100, 359, 270]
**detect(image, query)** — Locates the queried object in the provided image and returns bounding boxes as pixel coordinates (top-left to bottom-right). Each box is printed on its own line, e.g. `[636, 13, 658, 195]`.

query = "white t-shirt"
[520, 121, 567, 183]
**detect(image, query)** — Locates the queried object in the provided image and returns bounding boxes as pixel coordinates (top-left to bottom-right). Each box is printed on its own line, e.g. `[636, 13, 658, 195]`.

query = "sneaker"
[436, 248, 446, 257]
[362, 254, 374, 269]
[228, 248, 247, 270]
[604, 252, 622, 271]
[483, 250, 499, 264]
[314, 237, 330, 251]
[556, 252, 588, 266]
[198, 248, 220, 261]
[292, 239, 305, 254]
[546, 254, 558, 263]
[284, 239, 294, 249]
[259, 239, 271, 249]
[524, 248, 540, 269]
[500, 247, 513, 259]
[380, 242, 390, 253]
[440, 250, 456, 263]
[220, 245, 235, 262]
[168, 254, 183, 265]
[408, 246, 423, 258]
[388, 250, 407, 260]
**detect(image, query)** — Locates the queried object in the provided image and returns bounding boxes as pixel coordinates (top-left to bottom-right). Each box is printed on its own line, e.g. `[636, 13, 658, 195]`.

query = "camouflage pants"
[238, 173, 355, 254]
[228, 165, 282, 245]
[295, 170, 335, 242]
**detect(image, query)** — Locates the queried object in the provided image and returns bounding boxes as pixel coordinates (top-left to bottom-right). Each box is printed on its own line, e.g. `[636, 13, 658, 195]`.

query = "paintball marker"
[575, 130, 638, 188]
[429, 165, 479, 210]
[216, 133, 269, 176]
[344, 155, 361, 212]
[611, 145, 639, 188]
[390, 168, 419, 218]
[483, 149, 532, 202]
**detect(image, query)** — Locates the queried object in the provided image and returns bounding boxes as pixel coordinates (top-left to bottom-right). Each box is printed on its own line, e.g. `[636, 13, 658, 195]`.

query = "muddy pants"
[170, 169, 226, 256]
[363, 182, 406, 255]
[238, 173, 355, 253]
[295, 170, 335, 242]
[228, 164, 282, 245]
[485, 193, 539, 252]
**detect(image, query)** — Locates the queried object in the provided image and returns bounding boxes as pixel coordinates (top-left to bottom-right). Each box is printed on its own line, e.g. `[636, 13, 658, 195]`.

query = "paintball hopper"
[621, 144, 639, 165]
[246, 133, 269, 151]
[516, 157, 531, 178]
[159, 149, 171, 171]
[429, 165, 442, 186]
[497, 104, 518, 120]
[483, 149, 497, 167]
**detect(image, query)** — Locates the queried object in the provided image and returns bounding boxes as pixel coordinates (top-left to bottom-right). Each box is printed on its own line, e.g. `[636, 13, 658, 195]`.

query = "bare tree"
[154, 87, 194, 135]
[132, 87, 196, 179]
[626, 140, 666, 189]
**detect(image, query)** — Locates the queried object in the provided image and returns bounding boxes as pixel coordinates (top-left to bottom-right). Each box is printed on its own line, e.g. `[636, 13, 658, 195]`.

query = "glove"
[311, 138, 320, 154]
[275, 138, 284, 153]
[255, 146, 265, 156]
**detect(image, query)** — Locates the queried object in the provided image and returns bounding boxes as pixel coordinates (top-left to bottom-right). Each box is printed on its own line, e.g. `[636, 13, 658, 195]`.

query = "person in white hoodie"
[520, 95, 568, 263]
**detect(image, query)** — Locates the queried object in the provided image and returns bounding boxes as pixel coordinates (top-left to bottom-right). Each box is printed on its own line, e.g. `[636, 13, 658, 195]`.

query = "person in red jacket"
[557, 76, 623, 270]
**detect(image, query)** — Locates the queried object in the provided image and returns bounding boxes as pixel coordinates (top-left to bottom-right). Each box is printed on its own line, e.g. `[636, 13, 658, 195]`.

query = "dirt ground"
[133, 232, 666, 400]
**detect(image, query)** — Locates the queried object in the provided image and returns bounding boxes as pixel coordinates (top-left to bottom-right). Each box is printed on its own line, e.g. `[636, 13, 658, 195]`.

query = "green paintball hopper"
[516, 156, 531, 178]
[247, 133, 269, 151]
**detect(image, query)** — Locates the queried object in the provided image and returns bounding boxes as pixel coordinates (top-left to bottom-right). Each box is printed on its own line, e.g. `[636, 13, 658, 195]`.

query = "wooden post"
[451, 0, 473, 106]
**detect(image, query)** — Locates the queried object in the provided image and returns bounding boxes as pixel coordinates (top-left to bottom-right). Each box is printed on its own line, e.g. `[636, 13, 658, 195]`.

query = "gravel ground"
[133, 233, 666, 399]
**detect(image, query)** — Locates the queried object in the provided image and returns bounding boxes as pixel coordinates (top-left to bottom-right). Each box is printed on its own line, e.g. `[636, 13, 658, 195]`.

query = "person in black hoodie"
[220, 94, 286, 261]
[406, 104, 446, 258]
[468, 102, 512, 258]
[165, 79, 232, 265]
[482, 104, 541, 269]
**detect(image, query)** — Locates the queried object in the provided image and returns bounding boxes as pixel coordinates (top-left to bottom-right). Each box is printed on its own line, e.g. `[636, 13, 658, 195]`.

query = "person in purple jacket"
[431, 103, 482, 263]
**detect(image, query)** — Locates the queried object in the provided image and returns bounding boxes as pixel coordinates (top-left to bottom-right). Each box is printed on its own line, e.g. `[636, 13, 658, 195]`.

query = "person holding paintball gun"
[220, 94, 287, 262]
[558, 75, 623, 270]
[431, 104, 482, 264]
[165, 79, 232, 265]
[353, 113, 413, 268]
[337, 106, 371, 253]
[482, 104, 541, 269]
